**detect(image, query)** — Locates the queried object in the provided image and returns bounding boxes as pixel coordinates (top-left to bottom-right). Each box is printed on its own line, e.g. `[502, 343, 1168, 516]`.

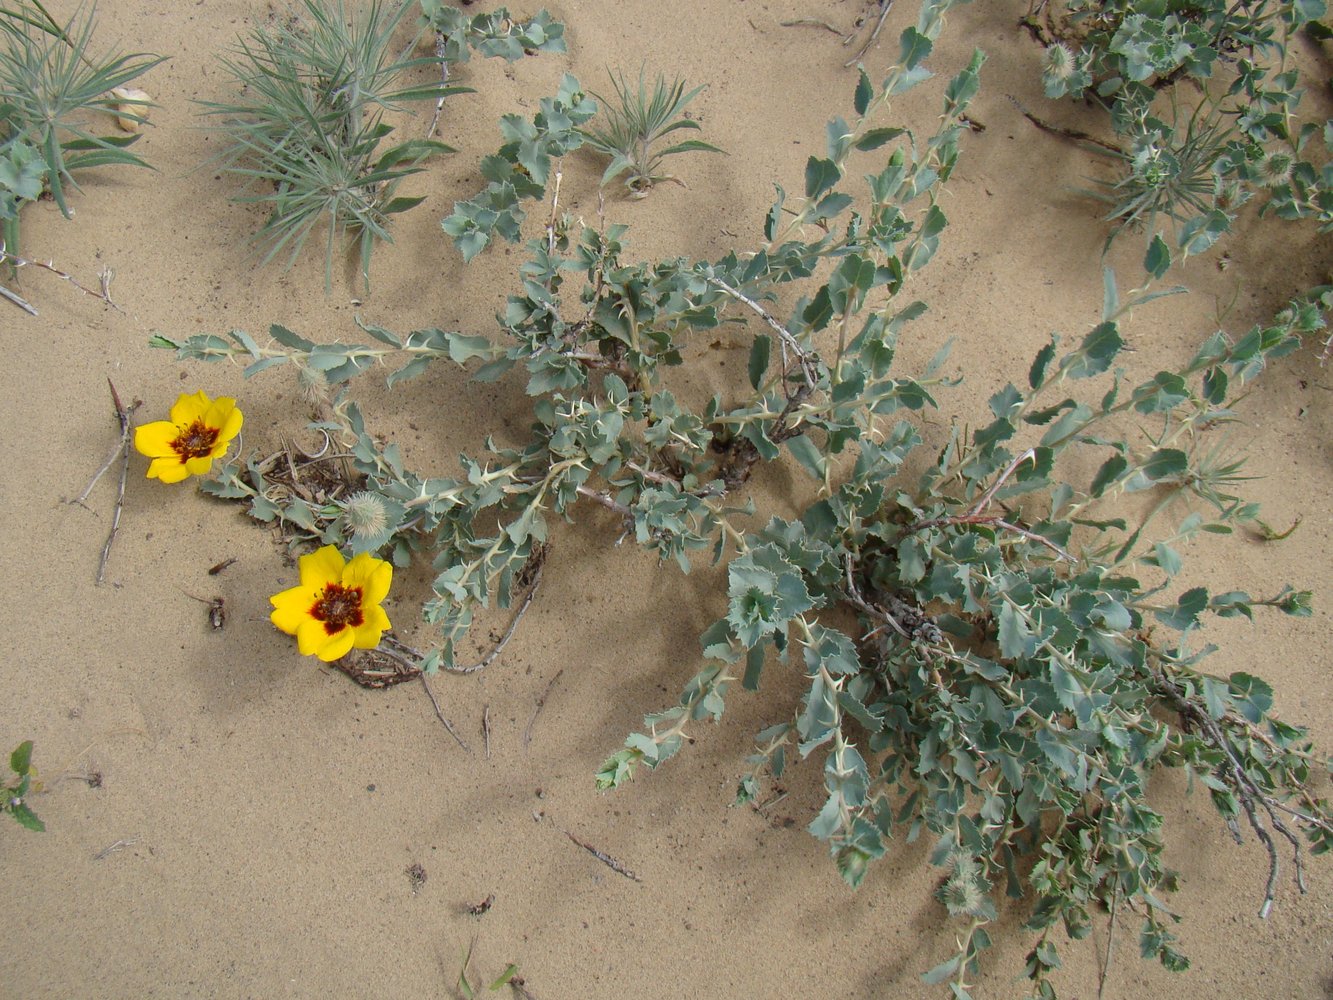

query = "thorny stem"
[1150, 663, 1319, 919]
[969, 448, 1036, 516]
[426, 33, 449, 138]
[954, 917, 983, 993]
[0, 250, 121, 312]
[576, 484, 630, 516]
[401, 461, 525, 510]
[442, 546, 546, 675]
[707, 277, 819, 388]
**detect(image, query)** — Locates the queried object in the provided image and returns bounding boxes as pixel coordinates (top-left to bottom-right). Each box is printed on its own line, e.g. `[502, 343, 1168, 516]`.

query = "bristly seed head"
[940, 872, 986, 917]
[1257, 150, 1293, 188]
[1044, 42, 1076, 81]
[344, 491, 390, 539]
[298, 364, 329, 403]
[938, 852, 986, 916]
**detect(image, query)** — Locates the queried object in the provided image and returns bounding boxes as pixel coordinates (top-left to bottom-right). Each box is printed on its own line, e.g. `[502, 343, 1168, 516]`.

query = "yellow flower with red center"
[269, 545, 392, 662]
[134, 390, 243, 483]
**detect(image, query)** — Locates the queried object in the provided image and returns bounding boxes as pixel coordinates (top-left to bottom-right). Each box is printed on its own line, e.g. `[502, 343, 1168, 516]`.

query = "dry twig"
[419, 672, 471, 753]
[1153, 667, 1319, 919]
[563, 829, 642, 882]
[72, 381, 141, 585]
[779, 17, 844, 35]
[1009, 95, 1122, 154]
[0, 249, 121, 311]
[522, 668, 564, 750]
[845, 0, 895, 67]
[93, 837, 138, 860]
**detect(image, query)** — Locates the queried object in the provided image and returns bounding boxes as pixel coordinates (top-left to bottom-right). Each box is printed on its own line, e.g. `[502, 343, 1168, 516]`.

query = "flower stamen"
[170, 419, 221, 462]
[310, 583, 365, 636]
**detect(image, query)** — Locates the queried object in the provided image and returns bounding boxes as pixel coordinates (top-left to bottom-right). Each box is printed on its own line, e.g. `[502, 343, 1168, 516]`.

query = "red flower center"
[170, 419, 221, 462]
[310, 583, 364, 636]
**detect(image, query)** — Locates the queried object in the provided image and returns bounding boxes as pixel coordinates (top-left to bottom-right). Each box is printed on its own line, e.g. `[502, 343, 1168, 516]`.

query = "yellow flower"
[134, 390, 243, 484]
[269, 545, 392, 662]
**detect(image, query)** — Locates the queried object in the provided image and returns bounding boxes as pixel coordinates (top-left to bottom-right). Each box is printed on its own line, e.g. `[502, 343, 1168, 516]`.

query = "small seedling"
[581, 68, 723, 197]
[4, 740, 44, 832]
[455, 938, 524, 999]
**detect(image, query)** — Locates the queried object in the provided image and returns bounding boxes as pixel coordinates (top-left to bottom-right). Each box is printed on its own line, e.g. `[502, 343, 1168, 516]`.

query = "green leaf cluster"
[442, 74, 595, 261]
[0, 1, 163, 259]
[580, 68, 724, 197]
[199, 0, 472, 291]
[420, 3, 566, 64]
[1036, 0, 1333, 262]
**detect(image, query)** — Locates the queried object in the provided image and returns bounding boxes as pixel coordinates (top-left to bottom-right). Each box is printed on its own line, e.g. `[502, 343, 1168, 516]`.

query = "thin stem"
[419, 672, 471, 752]
[845, 0, 895, 67]
[904, 512, 1074, 562]
[707, 277, 819, 388]
[442, 548, 546, 676]
[0, 250, 121, 311]
[426, 33, 449, 138]
[968, 448, 1036, 516]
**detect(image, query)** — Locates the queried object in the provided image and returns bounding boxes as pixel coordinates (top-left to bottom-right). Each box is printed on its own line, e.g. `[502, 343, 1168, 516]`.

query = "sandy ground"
[1, 1, 1330, 997]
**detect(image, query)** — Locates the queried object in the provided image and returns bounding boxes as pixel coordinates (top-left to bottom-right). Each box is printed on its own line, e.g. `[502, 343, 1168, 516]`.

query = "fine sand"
[1, 2, 1329, 997]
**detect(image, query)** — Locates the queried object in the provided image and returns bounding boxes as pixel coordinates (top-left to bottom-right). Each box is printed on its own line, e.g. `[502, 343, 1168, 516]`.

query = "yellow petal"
[352, 604, 391, 648]
[134, 420, 180, 459]
[365, 603, 391, 634]
[169, 390, 211, 426]
[269, 586, 315, 635]
[315, 627, 357, 662]
[343, 552, 392, 606]
[296, 618, 330, 657]
[299, 546, 346, 588]
[146, 456, 189, 483]
[182, 454, 216, 478]
[203, 397, 243, 445]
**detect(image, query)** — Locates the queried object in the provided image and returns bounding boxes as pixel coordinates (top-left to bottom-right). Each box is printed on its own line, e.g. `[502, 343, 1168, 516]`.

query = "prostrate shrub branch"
[152, 1, 1330, 995]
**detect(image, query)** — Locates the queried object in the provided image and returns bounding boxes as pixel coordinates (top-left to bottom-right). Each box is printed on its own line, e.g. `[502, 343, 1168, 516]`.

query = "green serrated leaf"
[998, 602, 1031, 659]
[804, 156, 841, 200]
[10, 801, 44, 832]
[9, 740, 33, 775]
[748, 334, 770, 390]
[899, 26, 933, 70]
[1144, 233, 1171, 279]
[854, 68, 873, 115]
